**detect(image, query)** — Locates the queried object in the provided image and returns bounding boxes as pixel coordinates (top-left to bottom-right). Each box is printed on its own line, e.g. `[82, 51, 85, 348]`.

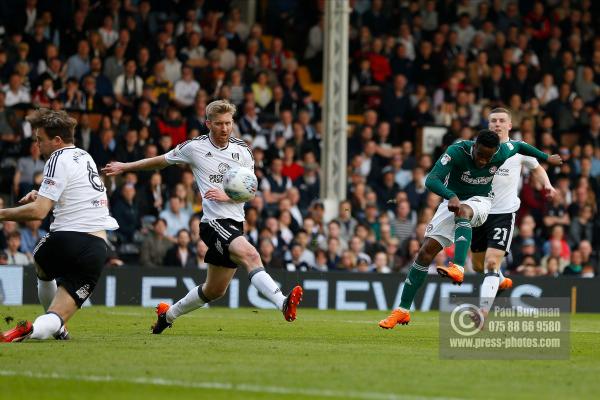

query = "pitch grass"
[1, 306, 599, 400]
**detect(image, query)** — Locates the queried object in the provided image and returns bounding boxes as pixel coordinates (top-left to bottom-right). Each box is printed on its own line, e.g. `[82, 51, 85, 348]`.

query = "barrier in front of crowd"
[1, 266, 598, 312]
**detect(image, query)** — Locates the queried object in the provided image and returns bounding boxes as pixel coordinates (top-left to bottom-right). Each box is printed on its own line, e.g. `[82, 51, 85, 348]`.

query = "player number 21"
[493, 228, 508, 242]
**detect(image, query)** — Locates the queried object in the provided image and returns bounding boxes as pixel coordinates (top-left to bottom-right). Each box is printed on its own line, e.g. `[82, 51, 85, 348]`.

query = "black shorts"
[33, 231, 108, 307]
[471, 213, 516, 254]
[199, 219, 245, 269]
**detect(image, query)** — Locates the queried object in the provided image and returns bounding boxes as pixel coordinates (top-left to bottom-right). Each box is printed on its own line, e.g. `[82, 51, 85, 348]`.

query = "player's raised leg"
[436, 203, 474, 284]
[379, 238, 443, 328]
[152, 265, 235, 334]
[229, 236, 303, 322]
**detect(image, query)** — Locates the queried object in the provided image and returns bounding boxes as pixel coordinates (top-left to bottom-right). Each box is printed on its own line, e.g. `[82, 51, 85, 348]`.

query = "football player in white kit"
[103, 100, 303, 333]
[1, 109, 119, 342]
[471, 108, 557, 320]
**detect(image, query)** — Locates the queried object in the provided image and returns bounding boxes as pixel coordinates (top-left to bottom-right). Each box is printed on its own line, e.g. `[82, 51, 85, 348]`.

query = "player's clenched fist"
[546, 154, 563, 166]
[447, 196, 461, 214]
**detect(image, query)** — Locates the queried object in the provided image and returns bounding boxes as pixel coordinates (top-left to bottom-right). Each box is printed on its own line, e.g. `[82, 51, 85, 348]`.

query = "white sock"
[249, 268, 286, 310]
[498, 269, 505, 284]
[480, 273, 500, 313]
[30, 312, 62, 340]
[166, 286, 207, 323]
[37, 279, 57, 311]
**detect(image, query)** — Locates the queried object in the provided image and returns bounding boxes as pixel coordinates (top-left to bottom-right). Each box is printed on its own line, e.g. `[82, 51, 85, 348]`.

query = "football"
[223, 166, 258, 202]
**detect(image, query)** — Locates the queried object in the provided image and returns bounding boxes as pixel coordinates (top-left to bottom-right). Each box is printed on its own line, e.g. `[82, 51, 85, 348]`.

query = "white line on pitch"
[0, 370, 465, 400]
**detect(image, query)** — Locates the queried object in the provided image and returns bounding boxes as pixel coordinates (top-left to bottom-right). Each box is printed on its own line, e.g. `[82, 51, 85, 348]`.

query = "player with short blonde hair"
[103, 99, 302, 334]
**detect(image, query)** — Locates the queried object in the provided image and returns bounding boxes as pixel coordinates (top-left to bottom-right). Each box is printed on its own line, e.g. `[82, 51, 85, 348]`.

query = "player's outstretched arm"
[0, 195, 54, 222]
[512, 142, 563, 166]
[102, 155, 170, 176]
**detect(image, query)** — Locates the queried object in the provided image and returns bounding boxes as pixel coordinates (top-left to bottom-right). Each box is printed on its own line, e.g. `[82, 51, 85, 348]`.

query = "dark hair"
[26, 108, 77, 143]
[475, 129, 500, 148]
[154, 218, 168, 227]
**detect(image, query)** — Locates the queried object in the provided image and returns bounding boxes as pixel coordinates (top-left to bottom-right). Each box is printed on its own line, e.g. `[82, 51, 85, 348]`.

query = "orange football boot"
[498, 277, 513, 292]
[379, 309, 411, 329]
[436, 262, 464, 284]
[151, 302, 172, 334]
[283, 285, 303, 322]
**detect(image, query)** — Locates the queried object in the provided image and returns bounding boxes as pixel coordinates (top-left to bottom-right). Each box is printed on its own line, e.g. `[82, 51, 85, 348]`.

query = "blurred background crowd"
[0, 0, 598, 278]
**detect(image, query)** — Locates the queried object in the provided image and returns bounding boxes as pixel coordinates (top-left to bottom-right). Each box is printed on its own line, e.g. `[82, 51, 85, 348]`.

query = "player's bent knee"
[484, 259, 501, 272]
[457, 204, 474, 219]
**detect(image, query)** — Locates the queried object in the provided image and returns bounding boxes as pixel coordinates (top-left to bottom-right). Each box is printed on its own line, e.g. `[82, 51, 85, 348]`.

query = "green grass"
[1, 306, 599, 399]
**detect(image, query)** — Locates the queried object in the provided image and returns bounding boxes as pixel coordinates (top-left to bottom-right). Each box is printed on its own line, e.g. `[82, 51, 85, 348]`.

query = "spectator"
[13, 140, 44, 199]
[3, 73, 31, 107]
[251, 71, 273, 109]
[259, 238, 285, 269]
[113, 59, 144, 112]
[18, 220, 47, 259]
[139, 218, 172, 267]
[158, 106, 187, 146]
[145, 62, 174, 113]
[112, 183, 141, 244]
[162, 44, 182, 84]
[563, 250, 583, 276]
[4, 232, 30, 265]
[66, 39, 91, 80]
[163, 229, 195, 268]
[174, 66, 200, 109]
[89, 127, 115, 169]
[180, 31, 207, 69]
[159, 195, 192, 239]
[568, 205, 596, 247]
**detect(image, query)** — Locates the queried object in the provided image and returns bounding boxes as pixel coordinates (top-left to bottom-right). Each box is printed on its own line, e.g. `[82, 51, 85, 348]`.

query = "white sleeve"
[38, 156, 68, 201]
[241, 145, 254, 171]
[521, 155, 540, 170]
[165, 140, 193, 165]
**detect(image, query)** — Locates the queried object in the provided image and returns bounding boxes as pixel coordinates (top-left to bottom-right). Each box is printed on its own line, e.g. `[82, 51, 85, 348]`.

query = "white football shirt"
[165, 135, 254, 222]
[490, 152, 539, 214]
[38, 146, 119, 232]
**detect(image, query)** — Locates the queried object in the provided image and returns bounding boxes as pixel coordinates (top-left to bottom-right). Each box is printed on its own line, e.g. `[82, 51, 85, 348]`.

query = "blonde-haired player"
[103, 100, 302, 334]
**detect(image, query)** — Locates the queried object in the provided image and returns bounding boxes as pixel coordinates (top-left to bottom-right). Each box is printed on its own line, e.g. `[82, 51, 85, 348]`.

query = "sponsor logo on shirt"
[460, 174, 494, 185]
[44, 178, 56, 186]
[218, 163, 230, 174]
[441, 153, 451, 165]
[489, 166, 498, 174]
[91, 199, 109, 207]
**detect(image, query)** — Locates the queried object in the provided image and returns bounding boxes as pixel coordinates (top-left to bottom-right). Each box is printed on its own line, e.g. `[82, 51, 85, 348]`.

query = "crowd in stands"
[0, 0, 598, 278]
